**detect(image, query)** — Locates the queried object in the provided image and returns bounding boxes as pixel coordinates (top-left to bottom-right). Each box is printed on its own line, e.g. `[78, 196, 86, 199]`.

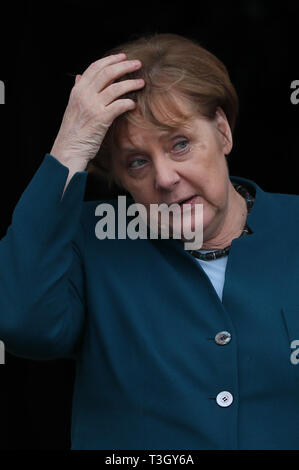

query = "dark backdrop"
[0, 0, 297, 450]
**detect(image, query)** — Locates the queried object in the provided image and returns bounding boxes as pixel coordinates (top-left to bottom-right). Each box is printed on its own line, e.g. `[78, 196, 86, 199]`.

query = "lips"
[164, 195, 199, 206]
[179, 195, 198, 205]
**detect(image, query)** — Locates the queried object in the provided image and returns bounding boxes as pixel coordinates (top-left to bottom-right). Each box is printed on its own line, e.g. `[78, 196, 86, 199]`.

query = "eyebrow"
[119, 127, 190, 154]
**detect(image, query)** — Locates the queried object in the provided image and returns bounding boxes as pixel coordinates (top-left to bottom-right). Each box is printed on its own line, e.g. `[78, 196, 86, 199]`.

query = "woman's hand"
[50, 53, 144, 170]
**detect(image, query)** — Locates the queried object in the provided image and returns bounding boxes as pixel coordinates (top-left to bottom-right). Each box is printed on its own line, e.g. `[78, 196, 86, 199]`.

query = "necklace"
[187, 182, 255, 261]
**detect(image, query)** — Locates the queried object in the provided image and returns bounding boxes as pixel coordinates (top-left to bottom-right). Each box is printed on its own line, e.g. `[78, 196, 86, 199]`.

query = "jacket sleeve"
[0, 153, 89, 361]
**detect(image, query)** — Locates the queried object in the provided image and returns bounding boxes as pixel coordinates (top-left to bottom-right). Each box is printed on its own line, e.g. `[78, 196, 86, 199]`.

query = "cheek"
[119, 172, 156, 204]
[205, 182, 228, 213]
[187, 141, 221, 178]
[125, 183, 154, 206]
[189, 167, 228, 210]
[110, 158, 124, 188]
[191, 143, 228, 193]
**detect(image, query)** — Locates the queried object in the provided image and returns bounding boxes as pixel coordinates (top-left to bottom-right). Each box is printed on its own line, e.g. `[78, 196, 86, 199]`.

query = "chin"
[167, 206, 207, 241]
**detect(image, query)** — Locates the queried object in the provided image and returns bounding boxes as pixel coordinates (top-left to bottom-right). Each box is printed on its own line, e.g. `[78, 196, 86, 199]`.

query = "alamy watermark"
[0, 80, 4, 104]
[290, 340, 299, 365]
[290, 80, 299, 104]
[0, 340, 4, 364]
[94, 196, 204, 250]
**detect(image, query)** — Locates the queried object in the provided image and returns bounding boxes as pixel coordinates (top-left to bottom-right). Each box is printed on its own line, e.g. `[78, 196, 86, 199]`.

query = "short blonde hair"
[87, 32, 239, 189]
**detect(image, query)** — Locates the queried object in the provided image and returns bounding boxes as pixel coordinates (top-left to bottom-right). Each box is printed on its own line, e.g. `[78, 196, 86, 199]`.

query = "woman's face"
[111, 100, 233, 242]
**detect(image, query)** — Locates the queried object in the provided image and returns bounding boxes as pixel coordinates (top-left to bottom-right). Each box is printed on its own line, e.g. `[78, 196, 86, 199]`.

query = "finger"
[100, 78, 145, 106]
[92, 59, 142, 94]
[106, 98, 137, 123]
[79, 53, 127, 87]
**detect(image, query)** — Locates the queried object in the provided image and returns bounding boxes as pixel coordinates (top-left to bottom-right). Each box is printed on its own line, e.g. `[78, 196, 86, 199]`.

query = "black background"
[0, 0, 298, 450]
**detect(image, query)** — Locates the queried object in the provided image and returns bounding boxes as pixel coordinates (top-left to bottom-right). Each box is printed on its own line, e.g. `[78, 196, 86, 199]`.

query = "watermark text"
[0, 340, 5, 364]
[94, 196, 204, 250]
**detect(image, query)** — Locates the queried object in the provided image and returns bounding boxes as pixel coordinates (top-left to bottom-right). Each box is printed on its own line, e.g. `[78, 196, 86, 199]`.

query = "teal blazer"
[1, 153, 299, 450]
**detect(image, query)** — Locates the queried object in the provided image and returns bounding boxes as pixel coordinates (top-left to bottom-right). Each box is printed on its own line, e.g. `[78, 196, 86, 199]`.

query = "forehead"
[115, 93, 196, 149]
[117, 121, 192, 147]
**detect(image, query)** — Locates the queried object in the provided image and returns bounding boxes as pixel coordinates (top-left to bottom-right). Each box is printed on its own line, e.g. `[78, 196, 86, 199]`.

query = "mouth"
[177, 195, 198, 206]
[165, 195, 198, 206]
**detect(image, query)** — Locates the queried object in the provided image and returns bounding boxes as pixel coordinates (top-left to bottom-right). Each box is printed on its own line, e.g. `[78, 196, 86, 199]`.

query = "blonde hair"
[87, 32, 239, 190]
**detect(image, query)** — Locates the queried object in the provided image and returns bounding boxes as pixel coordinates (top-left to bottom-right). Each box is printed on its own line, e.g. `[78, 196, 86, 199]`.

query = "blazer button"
[216, 391, 233, 407]
[215, 331, 231, 345]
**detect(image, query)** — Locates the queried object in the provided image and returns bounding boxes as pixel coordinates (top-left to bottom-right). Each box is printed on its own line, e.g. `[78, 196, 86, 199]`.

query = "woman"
[1, 32, 299, 450]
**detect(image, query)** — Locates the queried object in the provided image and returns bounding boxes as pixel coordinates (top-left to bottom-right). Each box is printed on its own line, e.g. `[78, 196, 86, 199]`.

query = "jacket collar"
[229, 174, 272, 236]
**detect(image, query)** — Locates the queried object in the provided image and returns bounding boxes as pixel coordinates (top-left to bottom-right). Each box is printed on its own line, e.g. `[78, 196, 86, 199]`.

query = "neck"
[200, 183, 248, 250]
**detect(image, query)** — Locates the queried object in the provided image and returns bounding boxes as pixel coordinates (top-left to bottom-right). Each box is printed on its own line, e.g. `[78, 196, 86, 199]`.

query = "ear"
[214, 106, 233, 155]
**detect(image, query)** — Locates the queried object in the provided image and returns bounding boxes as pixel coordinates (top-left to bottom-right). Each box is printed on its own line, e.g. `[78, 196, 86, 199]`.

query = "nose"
[153, 159, 180, 191]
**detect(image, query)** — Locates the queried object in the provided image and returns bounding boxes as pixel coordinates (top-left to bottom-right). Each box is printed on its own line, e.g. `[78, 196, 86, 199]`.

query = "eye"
[127, 138, 190, 170]
[128, 158, 147, 169]
[174, 139, 189, 152]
